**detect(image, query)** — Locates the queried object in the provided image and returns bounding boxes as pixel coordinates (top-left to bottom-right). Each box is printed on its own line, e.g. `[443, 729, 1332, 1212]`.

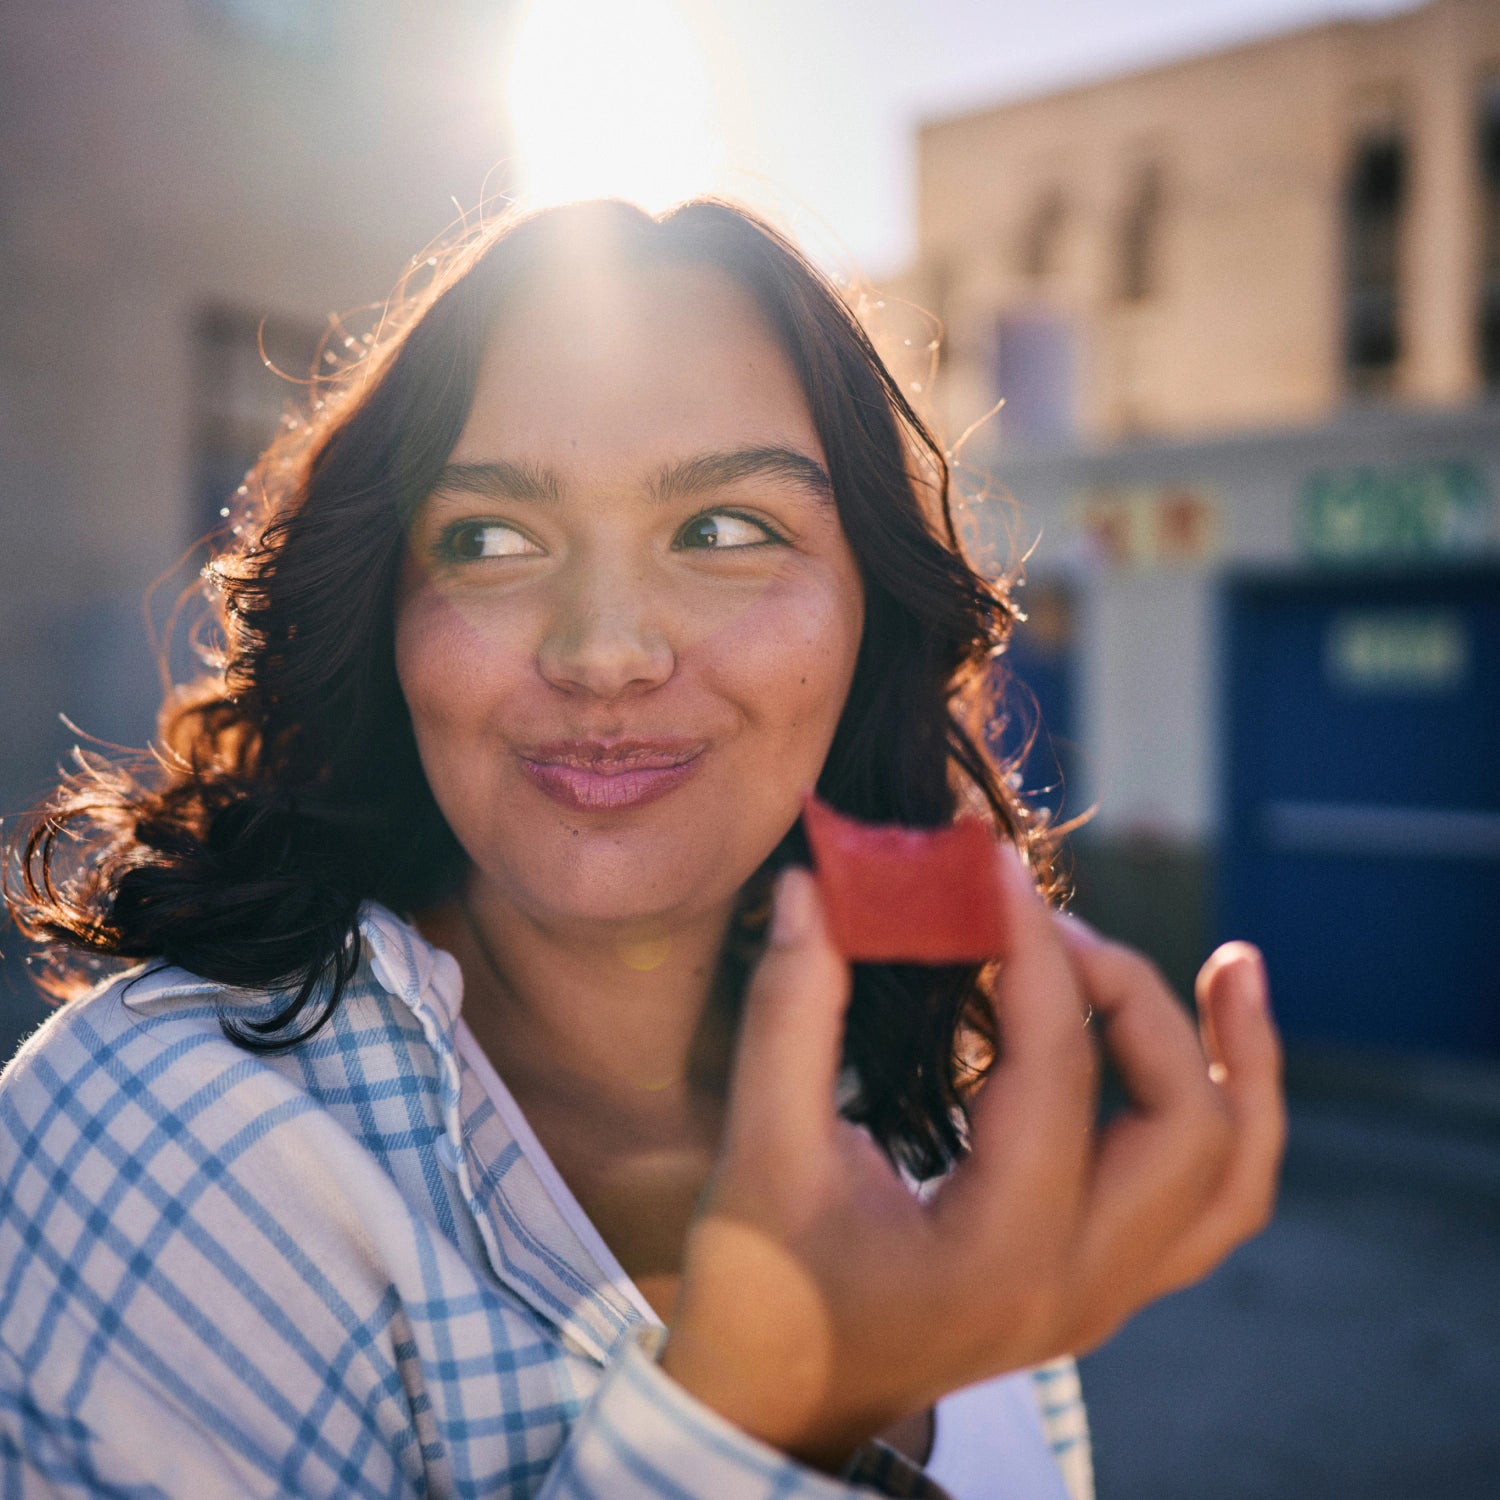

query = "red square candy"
[800, 793, 1008, 964]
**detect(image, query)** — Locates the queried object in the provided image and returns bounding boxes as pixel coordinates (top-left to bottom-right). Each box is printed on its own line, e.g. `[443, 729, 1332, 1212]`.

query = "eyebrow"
[653, 447, 834, 506]
[428, 446, 835, 509]
[429, 458, 562, 505]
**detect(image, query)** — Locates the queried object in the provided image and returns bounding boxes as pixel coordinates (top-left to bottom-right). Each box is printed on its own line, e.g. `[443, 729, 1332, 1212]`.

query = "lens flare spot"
[617, 926, 673, 972]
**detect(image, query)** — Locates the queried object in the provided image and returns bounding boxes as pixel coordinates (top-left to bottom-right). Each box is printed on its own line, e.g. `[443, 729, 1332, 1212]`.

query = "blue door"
[1220, 569, 1500, 1055]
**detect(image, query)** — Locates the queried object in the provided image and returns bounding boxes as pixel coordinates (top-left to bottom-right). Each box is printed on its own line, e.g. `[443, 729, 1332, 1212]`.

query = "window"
[991, 312, 1078, 446]
[1019, 190, 1067, 280]
[1478, 77, 1500, 388]
[1343, 126, 1407, 395]
[1118, 164, 1164, 303]
[925, 254, 952, 338]
[190, 306, 322, 543]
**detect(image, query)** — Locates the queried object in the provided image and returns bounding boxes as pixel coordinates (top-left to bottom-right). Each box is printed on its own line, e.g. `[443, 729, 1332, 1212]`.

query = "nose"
[536, 555, 677, 700]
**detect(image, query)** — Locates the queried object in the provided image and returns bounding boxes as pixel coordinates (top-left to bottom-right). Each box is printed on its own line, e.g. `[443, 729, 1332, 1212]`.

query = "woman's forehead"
[451, 261, 823, 470]
[487, 259, 773, 372]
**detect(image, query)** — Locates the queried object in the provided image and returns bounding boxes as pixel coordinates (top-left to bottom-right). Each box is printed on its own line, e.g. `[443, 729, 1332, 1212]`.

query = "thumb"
[725, 868, 853, 1158]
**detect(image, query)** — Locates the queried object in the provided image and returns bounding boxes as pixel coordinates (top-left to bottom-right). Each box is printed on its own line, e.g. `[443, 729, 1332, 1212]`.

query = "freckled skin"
[394, 264, 866, 941]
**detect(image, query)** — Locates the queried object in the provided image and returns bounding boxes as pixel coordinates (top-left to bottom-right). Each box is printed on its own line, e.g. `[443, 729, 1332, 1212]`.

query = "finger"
[1057, 926, 1236, 1338]
[725, 868, 853, 1158]
[1141, 943, 1285, 1293]
[936, 846, 1097, 1235]
[1195, 942, 1226, 1075]
[1200, 942, 1282, 1123]
[990, 847, 1094, 1052]
[1196, 942, 1279, 1099]
[1058, 919, 1221, 1117]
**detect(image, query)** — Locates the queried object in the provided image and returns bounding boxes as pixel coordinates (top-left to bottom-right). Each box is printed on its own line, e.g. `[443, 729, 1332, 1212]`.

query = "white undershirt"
[455, 1019, 1070, 1500]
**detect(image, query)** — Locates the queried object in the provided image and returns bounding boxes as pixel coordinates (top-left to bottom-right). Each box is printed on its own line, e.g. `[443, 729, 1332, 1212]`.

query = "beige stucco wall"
[912, 0, 1500, 453]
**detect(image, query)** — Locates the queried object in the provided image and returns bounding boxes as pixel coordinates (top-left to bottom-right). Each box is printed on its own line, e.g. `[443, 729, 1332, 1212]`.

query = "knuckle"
[1237, 1172, 1282, 1239]
[1194, 1161, 1282, 1258]
[1244, 1193, 1278, 1239]
[1201, 1102, 1237, 1175]
[1099, 942, 1169, 997]
[1267, 1105, 1291, 1162]
[1067, 1292, 1132, 1357]
[1042, 1007, 1100, 1080]
[1174, 1098, 1235, 1197]
[971, 1248, 1068, 1351]
[1007, 1280, 1068, 1358]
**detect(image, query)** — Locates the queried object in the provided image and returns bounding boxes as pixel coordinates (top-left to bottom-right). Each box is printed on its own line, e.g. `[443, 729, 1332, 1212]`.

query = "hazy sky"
[578, 0, 1424, 277]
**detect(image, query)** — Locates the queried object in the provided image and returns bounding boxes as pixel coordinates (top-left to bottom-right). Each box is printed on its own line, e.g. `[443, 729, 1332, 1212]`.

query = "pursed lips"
[520, 738, 705, 771]
[517, 739, 707, 811]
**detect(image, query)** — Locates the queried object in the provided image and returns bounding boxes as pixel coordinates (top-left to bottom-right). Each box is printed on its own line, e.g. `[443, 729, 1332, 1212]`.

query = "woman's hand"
[659, 847, 1285, 1471]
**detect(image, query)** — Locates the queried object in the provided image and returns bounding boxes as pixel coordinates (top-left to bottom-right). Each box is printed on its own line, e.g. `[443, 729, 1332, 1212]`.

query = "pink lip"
[517, 740, 705, 812]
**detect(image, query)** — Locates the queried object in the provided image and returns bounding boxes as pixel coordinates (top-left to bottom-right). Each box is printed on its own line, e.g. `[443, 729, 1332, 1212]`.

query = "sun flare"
[506, 0, 724, 212]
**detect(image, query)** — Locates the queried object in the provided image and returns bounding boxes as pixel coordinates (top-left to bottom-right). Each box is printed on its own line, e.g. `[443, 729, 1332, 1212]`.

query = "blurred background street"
[1080, 1055, 1500, 1499]
[2, 0, 1496, 1495]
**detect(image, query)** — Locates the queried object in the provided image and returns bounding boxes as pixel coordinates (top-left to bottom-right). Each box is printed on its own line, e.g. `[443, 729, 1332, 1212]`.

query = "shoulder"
[0, 963, 277, 1386]
[0, 906, 467, 1316]
[0, 912, 483, 1495]
[0, 904, 463, 1164]
[0, 965, 296, 1299]
[0, 962, 233, 1131]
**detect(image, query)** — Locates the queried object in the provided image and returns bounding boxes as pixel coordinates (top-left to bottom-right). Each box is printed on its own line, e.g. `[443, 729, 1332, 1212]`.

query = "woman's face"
[395, 261, 865, 934]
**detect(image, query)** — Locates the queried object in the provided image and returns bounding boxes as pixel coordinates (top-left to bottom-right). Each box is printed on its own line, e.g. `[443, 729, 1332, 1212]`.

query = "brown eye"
[675, 512, 779, 550]
[439, 521, 542, 560]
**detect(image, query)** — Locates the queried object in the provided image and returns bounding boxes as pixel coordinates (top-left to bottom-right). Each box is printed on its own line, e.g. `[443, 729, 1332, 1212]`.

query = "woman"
[1, 199, 1284, 1498]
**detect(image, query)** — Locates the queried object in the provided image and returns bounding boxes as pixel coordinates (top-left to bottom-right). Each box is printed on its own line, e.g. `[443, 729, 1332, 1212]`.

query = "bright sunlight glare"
[506, 0, 724, 212]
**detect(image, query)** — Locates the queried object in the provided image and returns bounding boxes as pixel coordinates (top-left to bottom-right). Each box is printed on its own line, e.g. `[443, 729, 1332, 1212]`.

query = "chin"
[491, 840, 739, 931]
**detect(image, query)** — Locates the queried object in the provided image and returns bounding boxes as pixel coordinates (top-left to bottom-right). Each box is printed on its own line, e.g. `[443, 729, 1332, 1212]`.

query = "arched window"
[1478, 78, 1500, 388]
[1118, 163, 1164, 303]
[1343, 127, 1406, 394]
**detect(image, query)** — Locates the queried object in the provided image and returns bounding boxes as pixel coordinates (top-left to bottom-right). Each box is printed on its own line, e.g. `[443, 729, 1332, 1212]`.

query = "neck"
[426, 878, 742, 1134]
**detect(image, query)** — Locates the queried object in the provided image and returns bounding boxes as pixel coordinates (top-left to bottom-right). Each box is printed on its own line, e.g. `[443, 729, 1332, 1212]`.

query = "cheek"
[702, 571, 863, 740]
[395, 589, 518, 755]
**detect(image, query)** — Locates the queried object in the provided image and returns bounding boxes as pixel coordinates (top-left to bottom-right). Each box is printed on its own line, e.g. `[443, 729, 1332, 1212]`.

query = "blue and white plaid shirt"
[0, 904, 1091, 1498]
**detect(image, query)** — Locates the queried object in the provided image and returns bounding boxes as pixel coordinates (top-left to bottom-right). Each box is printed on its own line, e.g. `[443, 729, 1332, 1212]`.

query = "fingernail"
[1226, 944, 1267, 1011]
[769, 870, 813, 947]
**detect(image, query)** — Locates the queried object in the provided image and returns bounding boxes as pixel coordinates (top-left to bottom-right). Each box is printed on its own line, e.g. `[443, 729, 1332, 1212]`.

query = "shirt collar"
[361, 902, 643, 1365]
[120, 901, 641, 1366]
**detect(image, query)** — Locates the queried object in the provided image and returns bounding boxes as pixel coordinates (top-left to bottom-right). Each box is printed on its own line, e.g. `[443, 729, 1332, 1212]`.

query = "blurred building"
[902, 0, 1500, 1056]
[0, 0, 515, 1044]
[0, 0, 516, 804]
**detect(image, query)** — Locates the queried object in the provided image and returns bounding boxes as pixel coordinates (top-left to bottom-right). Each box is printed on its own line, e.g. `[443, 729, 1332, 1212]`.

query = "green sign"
[1325, 610, 1469, 693]
[1299, 459, 1493, 562]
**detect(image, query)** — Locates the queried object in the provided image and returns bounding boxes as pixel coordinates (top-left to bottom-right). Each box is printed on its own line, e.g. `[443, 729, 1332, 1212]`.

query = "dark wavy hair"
[6, 197, 1060, 1179]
